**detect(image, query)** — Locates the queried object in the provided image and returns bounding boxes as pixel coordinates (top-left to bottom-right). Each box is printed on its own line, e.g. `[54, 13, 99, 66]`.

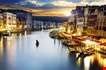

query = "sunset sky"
[0, 0, 105, 7]
[0, 0, 106, 16]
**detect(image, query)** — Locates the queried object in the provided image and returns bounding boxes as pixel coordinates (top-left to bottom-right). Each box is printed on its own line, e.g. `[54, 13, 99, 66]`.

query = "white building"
[0, 13, 3, 29]
[3, 12, 16, 31]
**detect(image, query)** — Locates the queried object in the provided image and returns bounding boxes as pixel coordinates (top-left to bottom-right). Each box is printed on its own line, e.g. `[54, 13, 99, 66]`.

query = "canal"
[0, 30, 104, 70]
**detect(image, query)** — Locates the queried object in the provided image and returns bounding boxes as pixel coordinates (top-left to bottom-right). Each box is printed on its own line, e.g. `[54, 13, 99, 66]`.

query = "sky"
[0, 0, 106, 7]
[0, 0, 80, 3]
[0, 0, 106, 17]
[0, 0, 81, 8]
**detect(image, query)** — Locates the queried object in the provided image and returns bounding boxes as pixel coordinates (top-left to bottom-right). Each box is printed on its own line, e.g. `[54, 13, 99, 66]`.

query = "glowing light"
[99, 39, 106, 43]
[67, 28, 71, 33]
[72, 34, 77, 36]
[94, 47, 100, 51]
[83, 39, 98, 45]
[65, 12, 71, 17]
[59, 26, 65, 32]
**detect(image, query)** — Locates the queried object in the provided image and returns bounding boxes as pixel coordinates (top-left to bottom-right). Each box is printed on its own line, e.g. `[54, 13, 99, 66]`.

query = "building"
[14, 10, 32, 30]
[3, 12, 16, 31]
[0, 13, 3, 31]
[32, 16, 66, 30]
[83, 5, 106, 37]
[26, 13, 32, 29]
[1, 9, 32, 31]
[16, 11, 32, 30]
[67, 6, 84, 35]
[0, 9, 33, 32]
[77, 5, 106, 37]
[67, 5, 106, 37]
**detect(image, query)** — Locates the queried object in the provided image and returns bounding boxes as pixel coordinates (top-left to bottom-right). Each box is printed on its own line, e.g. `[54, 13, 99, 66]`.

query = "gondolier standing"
[36, 40, 39, 47]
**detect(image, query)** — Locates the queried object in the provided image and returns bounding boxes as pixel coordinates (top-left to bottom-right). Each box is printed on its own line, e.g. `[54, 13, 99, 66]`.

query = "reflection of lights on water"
[76, 53, 79, 58]
[103, 59, 106, 67]
[7, 34, 16, 48]
[0, 34, 17, 66]
[6, 34, 17, 67]
[0, 38, 3, 60]
[67, 49, 70, 54]
[76, 55, 95, 70]
[96, 53, 106, 67]
[24, 31, 27, 37]
[76, 55, 95, 69]
[77, 57, 81, 65]
[95, 53, 102, 66]
[76, 52, 106, 69]
[84, 57, 90, 70]
[90, 55, 94, 63]
[19, 33, 22, 48]
[91, 53, 106, 67]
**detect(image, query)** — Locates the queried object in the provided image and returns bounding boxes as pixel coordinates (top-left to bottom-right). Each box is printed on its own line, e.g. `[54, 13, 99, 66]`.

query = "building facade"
[68, 5, 106, 37]
[84, 6, 106, 37]
[0, 13, 3, 31]
[16, 10, 32, 30]
[3, 12, 16, 31]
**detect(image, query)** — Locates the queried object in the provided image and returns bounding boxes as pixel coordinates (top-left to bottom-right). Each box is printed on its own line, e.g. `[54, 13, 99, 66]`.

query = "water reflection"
[0, 31, 105, 70]
[0, 37, 3, 62]
[68, 51, 106, 70]
[0, 35, 17, 70]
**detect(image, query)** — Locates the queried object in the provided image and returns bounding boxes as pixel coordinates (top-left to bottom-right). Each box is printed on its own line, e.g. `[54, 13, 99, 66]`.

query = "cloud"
[18, 0, 106, 8]
[19, 0, 78, 7]
[89, 0, 106, 6]
[19, 0, 46, 6]
[52, 1, 77, 7]
[79, 0, 106, 6]
[26, 0, 37, 4]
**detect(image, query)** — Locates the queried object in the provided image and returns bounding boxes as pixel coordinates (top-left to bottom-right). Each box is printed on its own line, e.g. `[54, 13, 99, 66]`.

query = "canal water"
[0, 30, 104, 70]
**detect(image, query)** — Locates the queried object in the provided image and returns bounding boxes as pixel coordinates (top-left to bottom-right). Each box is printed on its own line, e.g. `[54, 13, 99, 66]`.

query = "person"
[36, 40, 39, 47]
